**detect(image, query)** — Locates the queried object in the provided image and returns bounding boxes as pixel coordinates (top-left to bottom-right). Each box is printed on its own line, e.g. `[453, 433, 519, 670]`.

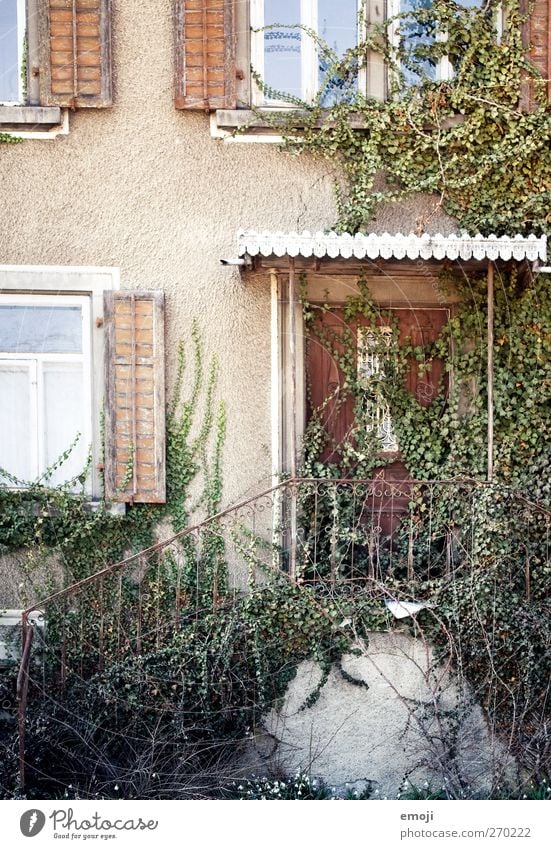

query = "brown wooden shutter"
[521, 0, 551, 107]
[39, 0, 112, 108]
[174, 0, 236, 110]
[104, 292, 166, 504]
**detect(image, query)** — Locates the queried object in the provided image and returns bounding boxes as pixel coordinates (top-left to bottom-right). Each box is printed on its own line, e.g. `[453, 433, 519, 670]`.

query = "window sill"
[0, 106, 68, 139]
[212, 108, 465, 141]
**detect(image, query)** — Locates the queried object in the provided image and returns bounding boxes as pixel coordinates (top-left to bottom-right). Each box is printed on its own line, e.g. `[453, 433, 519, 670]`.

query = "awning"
[237, 230, 547, 262]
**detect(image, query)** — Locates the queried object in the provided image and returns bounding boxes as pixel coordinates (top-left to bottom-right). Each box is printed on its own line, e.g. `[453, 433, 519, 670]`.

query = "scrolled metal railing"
[15, 477, 550, 786]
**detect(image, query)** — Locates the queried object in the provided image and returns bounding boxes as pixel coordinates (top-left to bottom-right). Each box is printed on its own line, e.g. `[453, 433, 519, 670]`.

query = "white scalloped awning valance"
[237, 230, 547, 262]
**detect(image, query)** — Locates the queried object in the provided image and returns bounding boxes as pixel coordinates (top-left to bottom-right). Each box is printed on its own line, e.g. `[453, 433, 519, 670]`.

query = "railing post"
[288, 256, 298, 582]
[17, 612, 34, 791]
[289, 479, 298, 582]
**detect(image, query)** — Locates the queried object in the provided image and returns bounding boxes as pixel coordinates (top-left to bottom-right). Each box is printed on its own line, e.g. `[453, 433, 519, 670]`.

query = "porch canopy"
[237, 230, 547, 264]
[231, 230, 547, 521]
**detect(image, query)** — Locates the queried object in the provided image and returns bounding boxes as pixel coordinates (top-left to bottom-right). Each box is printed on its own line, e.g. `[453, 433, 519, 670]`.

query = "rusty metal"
[16, 613, 34, 789]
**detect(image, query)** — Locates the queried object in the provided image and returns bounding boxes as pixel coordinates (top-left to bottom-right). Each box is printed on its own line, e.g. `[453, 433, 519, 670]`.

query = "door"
[306, 306, 450, 534]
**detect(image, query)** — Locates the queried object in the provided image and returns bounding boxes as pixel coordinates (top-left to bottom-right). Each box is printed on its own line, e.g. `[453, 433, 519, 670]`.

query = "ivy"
[251, 0, 551, 236]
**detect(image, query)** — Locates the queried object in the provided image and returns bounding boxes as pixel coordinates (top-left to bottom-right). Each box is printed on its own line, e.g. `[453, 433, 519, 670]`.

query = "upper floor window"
[0, 0, 26, 104]
[389, 0, 492, 88]
[0, 0, 112, 130]
[250, 0, 361, 106]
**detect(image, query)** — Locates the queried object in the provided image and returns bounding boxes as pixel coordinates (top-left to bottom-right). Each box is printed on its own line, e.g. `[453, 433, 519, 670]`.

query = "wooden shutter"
[521, 0, 551, 107]
[174, 0, 236, 110]
[104, 292, 166, 504]
[39, 0, 112, 108]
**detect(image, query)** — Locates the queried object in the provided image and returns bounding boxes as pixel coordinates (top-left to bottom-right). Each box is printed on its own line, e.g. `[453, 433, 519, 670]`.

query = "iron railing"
[15, 477, 550, 786]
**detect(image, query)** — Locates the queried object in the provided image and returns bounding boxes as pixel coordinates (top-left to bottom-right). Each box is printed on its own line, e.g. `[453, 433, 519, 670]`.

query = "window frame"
[0, 0, 65, 132]
[0, 0, 27, 105]
[0, 293, 93, 488]
[249, 0, 368, 108]
[0, 265, 120, 499]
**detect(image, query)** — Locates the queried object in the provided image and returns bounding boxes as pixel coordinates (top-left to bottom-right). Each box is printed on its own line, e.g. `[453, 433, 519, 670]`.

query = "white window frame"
[0, 293, 93, 488]
[0, 265, 120, 499]
[0, 0, 26, 105]
[250, 0, 367, 107]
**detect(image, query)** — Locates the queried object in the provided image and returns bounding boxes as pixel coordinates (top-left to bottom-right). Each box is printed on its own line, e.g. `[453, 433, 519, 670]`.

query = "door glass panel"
[42, 361, 87, 487]
[0, 360, 33, 483]
[358, 327, 399, 452]
[0, 305, 82, 353]
[318, 0, 358, 104]
[264, 0, 302, 100]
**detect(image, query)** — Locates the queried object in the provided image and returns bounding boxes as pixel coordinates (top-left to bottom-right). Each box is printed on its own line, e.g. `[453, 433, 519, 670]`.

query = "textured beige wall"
[0, 0, 456, 507]
[0, 0, 330, 505]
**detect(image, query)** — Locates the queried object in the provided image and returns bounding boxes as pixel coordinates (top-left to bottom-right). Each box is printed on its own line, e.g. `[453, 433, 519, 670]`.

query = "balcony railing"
[15, 477, 550, 786]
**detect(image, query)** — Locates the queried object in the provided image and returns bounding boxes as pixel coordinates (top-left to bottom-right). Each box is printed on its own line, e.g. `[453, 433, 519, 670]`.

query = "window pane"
[318, 0, 358, 104]
[400, 0, 437, 85]
[0, 361, 33, 483]
[0, 0, 23, 103]
[0, 305, 83, 353]
[42, 362, 87, 487]
[264, 0, 302, 100]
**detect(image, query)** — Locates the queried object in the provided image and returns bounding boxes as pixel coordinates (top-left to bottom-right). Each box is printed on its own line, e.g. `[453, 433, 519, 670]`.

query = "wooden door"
[306, 306, 449, 534]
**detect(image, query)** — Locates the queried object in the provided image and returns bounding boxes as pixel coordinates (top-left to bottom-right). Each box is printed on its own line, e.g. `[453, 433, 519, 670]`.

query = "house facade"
[1, 0, 549, 522]
[1, 1, 550, 796]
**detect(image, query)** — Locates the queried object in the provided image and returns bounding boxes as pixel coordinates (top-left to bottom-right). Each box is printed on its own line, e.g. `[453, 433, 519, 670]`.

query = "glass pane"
[42, 362, 87, 487]
[0, 0, 23, 103]
[318, 0, 358, 104]
[400, 0, 437, 85]
[0, 361, 33, 483]
[264, 0, 302, 101]
[0, 305, 82, 353]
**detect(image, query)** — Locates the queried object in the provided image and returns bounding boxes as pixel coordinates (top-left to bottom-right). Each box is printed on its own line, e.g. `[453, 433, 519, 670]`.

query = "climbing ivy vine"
[253, 0, 550, 235]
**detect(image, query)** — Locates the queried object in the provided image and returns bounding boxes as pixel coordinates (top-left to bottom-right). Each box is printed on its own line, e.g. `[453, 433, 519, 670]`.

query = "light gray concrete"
[257, 630, 515, 798]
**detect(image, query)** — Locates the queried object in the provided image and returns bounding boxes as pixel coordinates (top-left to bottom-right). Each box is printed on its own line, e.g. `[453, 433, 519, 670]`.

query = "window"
[178, 0, 541, 124]
[388, 0, 496, 87]
[0, 294, 93, 488]
[0, 0, 26, 104]
[250, 0, 362, 106]
[0, 265, 120, 499]
[0, 266, 166, 505]
[0, 0, 112, 133]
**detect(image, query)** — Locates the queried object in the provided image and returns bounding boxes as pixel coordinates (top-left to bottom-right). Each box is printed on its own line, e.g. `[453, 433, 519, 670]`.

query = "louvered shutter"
[39, 0, 112, 108]
[104, 292, 166, 504]
[529, 0, 551, 102]
[521, 0, 551, 106]
[174, 0, 236, 110]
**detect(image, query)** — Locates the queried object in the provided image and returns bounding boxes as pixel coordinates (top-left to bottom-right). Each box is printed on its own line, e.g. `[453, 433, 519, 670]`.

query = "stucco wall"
[0, 0, 461, 509]
[253, 630, 516, 798]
